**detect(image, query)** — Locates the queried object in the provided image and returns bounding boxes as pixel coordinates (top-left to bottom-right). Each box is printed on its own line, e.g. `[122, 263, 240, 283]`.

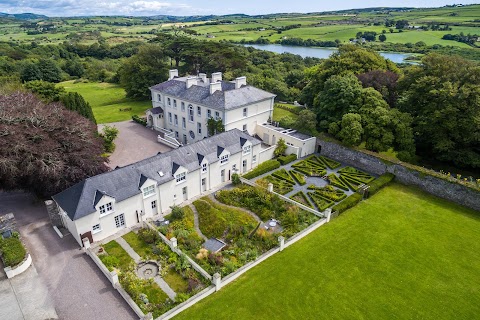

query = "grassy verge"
[58, 80, 151, 123]
[175, 183, 480, 319]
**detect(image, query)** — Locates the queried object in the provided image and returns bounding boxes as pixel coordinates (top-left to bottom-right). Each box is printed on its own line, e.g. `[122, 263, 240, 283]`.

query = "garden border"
[4, 253, 32, 279]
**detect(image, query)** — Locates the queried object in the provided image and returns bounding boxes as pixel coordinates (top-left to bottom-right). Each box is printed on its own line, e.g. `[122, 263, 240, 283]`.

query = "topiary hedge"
[278, 154, 297, 165]
[0, 237, 27, 267]
[331, 193, 363, 215]
[243, 159, 280, 179]
[367, 173, 395, 196]
[132, 114, 147, 126]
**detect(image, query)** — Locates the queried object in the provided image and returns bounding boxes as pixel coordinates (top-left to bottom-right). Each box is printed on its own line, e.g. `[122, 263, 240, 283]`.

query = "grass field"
[58, 81, 151, 123]
[174, 183, 480, 319]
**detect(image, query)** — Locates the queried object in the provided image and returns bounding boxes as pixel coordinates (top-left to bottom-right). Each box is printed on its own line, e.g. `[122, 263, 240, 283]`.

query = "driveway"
[99, 120, 173, 169]
[0, 191, 137, 320]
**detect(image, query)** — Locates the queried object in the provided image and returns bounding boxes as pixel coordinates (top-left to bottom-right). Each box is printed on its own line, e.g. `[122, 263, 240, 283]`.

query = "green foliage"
[315, 156, 341, 169]
[308, 185, 347, 202]
[170, 206, 185, 222]
[99, 125, 119, 153]
[137, 228, 159, 245]
[331, 192, 363, 214]
[274, 138, 288, 157]
[206, 117, 225, 136]
[292, 157, 327, 177]
[367, 173, 395, 196]
[0, 237, 26, 267]
[277, 153, 297, 165]
[232, 173, 241, 185]
[243, 159, 281, 179]
[289, 170, 306, 185]
[60, 91, 97, 123]
[99, 255, 119, 271]
[24, 80, 65, 102]
[335, 113, 363, 147]
[327, 174, 350, 191]
[307, 192, 335, 211]
[293, 109, 317, 135]
[289, 191, 312, 208]
[132, 114, 147, 126]
[102, 241, 134, 271]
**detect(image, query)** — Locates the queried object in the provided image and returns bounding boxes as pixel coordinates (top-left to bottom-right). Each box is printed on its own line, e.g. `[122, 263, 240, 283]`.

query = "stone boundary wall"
[318, 139, 480, 211]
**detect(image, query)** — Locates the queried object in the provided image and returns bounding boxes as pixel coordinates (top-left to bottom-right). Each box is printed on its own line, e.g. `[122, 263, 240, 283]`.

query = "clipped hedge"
[331, 193, 363, 215]
[367, 173, 395, 196]
[132, 114, 147, 126]
[243, 159, 280, 179]
[0, 237, 27, 267]
[278, 154, 297, 165]
[274, 103, 301, 115]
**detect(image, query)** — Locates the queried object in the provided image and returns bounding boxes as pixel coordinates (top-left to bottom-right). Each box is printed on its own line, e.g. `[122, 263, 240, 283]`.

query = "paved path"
[207, 194, 262, 222]
[188, 204, 208, 241]
[153, 276, 177, 301]
[0, 191, 137, 320]
[98, 120, 173, 169]
[115, 237, 141, 263]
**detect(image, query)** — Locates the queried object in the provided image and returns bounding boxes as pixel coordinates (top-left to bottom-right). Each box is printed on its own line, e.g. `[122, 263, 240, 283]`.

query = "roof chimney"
[235, 76, 247, 89]
[168, 69, 178, 80]
[211, 72, 222, 83]
[186, 77, 197, 89]
[210, 82, 222, 95]
[199, 73, 208, 84]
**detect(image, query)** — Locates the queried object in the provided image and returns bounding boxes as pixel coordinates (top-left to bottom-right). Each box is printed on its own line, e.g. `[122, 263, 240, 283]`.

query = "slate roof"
[52, 129, 261, 221]
[150, 79, 276, 111]
[148, 107, 164, 114]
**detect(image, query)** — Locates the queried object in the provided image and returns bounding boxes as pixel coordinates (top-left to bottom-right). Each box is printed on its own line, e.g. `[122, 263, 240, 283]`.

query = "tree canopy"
[0, 91, 108, 197]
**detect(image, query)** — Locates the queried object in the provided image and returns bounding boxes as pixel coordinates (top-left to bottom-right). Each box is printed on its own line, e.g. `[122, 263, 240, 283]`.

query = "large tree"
[398, 54, 480, 168]
[0, 91, 108, 197]
[118, 44, 170, 99]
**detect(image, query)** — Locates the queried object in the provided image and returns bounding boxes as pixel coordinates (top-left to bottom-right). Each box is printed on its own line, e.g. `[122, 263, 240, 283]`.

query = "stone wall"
[318, 139, 480, 212]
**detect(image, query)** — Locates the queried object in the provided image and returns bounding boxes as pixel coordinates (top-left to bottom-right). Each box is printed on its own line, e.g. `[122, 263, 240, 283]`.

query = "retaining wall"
[4, 253, 32, 279]
[318, 139, 480, 211]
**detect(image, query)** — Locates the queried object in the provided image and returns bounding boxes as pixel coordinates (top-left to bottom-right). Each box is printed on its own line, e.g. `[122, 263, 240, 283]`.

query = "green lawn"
[102, 240, 134, 271]
[175, 184, 480, 319]
[58, 81, 152, 124]
[123, 231, 153, 258]
[272, 104, 300, 122]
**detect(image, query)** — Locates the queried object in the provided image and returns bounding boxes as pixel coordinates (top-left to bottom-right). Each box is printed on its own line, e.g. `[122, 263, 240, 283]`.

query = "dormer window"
[142, 185, 156, 198]
[243, 145, 251, 155]
[99, 202, 113, 215]
[220, 154, 229, 164]
[176, 172, 186, 183]
[202, 163, 207, 173]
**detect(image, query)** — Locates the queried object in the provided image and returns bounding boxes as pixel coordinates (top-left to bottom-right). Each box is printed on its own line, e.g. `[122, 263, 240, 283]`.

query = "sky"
[0, 0, 478, 17]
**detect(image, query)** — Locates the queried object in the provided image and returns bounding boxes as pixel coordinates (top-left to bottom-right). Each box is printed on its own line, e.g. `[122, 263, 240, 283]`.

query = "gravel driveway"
[0, 191, 137, 320]
[99, 120, 173, 169]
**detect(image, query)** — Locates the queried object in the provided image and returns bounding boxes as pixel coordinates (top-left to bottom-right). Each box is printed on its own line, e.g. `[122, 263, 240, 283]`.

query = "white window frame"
[243, 145, 251, 155]
[182, 117, 186, 129]
[215, 111, 220, 120]
[99, 202, 114, 216]
[176, 172, 186, 184]
[197, 122, 202, 134]
[92, 223, 102, 234]
[207, 109, 211, 118]
[220, 154, 229, 165]
[151, 200, 157, 209]
[188, 105, 194, 122]
[197, 106, 201, 117]
[167, 97, 171, 107]
[143, 185, 156, 198]
[174, 114, 178, 126]
[157, 94, 161, 102]
[114, 214, 125, 228]
[173, 99, 177, 109]
[242, 124, 247, 132]
[252, 155, 257, 163]
[181, 102, 185, 112]
[175, 131, 179, 138]
[168, 112, 172, 124]
[243, 107, 247, 117]
[202, 162, 207, 173]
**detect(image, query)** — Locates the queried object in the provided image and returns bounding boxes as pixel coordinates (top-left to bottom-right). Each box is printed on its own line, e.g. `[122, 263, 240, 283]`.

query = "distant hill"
[0, 12, 48, 20]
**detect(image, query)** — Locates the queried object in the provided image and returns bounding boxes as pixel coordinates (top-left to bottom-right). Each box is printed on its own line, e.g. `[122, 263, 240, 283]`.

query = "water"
[243, 44, 413, 64]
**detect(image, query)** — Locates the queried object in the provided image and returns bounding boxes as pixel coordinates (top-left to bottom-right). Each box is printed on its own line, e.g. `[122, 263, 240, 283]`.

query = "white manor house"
[52, 70, 317, 246]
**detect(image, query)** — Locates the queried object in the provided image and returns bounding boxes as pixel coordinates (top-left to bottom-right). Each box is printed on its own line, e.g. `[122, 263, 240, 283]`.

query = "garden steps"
[115, 237, 141, 263]
[153, 276, 177, 301]
[207, 194, 262, 223]
[188, 204, 208, 241]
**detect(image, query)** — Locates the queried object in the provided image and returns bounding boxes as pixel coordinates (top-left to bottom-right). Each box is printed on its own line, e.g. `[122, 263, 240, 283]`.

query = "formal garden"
[96, 228, 208, 318]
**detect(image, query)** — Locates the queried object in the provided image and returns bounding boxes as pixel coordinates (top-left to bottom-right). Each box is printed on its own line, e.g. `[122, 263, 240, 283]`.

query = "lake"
[242, 44, 413, 64]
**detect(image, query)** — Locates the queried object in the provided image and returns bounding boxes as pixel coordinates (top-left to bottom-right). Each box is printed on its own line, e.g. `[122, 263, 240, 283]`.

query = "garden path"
[188, 204, 208, 241]
[207, 194, 262, 222]
[115, 237, 141, 263]
[153, 276, 177, 301]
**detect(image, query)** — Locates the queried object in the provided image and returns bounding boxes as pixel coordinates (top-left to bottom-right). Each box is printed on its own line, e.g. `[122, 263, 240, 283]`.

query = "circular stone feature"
[136, 261, 160, 279]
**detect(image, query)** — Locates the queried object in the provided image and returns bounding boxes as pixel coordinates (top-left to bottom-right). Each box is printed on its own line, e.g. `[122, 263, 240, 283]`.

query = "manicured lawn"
[102, 240, 134, 271]
[272, 104, 299, 122]
[58, 81, 152, 123]
[175, 184, 480, 319]
[163, 268, 189, 293]
[123, 231, 153, 258]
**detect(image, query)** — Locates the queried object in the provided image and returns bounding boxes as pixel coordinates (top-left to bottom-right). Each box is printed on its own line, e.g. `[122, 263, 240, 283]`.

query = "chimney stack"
[199, 73, 208, 84]
[234, 76, 247, 89]
[211, 72, 222, 83]
[210, 82, 222, 95]
[186, 77, 197, 89]
[168, 69, 178, 80]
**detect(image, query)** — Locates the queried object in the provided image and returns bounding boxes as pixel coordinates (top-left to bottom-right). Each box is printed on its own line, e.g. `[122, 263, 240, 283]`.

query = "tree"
[356, 70, 399, 107]
[379, 34, 387, 42]
[37, 59, 62, 83]
[0, 91, 108, 198]
[206, 118, 225, 136]
[63, 59, 84, 77]
[335, 113, 363, 146]
[396, 20, 409, 29]
[118, 44, 169, 99]
[59, 92, 96, 123]
[99, 125, 119, 153]
[274, 138, 287, 157]
[24, 80, 65, 102]
[398, 54, 480, 168]
[20, 62, 42, 82]
[294, 109, 317, 135]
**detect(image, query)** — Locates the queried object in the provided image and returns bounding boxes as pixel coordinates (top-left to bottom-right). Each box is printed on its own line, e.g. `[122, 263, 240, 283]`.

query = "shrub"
[0, 237, 26, 267]
[331, 193, 363, 214]
[231, 173, 241, 185]
[132, 114, 147, 126]
[99, 255, 119, 271]
[138, 228, 159, 244]
[367, 173, 395, 196]
[243, 159, 280, 179]
[170, 206, 185, 222]
[278, 153, 297, 165]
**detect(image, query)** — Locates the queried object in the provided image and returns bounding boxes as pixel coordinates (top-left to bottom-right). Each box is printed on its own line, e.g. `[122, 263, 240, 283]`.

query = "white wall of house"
[255, 124, 317, 158]
[224, 99, 274, 134]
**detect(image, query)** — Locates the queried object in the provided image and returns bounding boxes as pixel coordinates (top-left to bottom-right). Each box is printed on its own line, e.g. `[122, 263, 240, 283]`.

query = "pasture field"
[58, 81, 151, 123]
[174, 183, 480, 319]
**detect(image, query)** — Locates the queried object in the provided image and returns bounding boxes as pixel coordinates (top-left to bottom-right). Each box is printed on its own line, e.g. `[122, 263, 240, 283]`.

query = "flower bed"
[327, 173, 350, 191]
[258, 175, 294, 195]
[307, 185, 347, 202]
[316, 156, 341, 169]
[292, 157, 327, 177]
[0, 236, 26, 268]
[307, 192, 335, 211]
[289, 170, 306, 185]
[289, 191, 313, 208]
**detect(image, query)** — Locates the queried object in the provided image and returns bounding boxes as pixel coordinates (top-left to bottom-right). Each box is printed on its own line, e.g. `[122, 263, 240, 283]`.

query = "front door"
[201, 178, 207, 192]
[114, 213, 125, 229]
[242, 160, 247, 173]
[182, 186, 188, 200]
[221, 169, 225, 183]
